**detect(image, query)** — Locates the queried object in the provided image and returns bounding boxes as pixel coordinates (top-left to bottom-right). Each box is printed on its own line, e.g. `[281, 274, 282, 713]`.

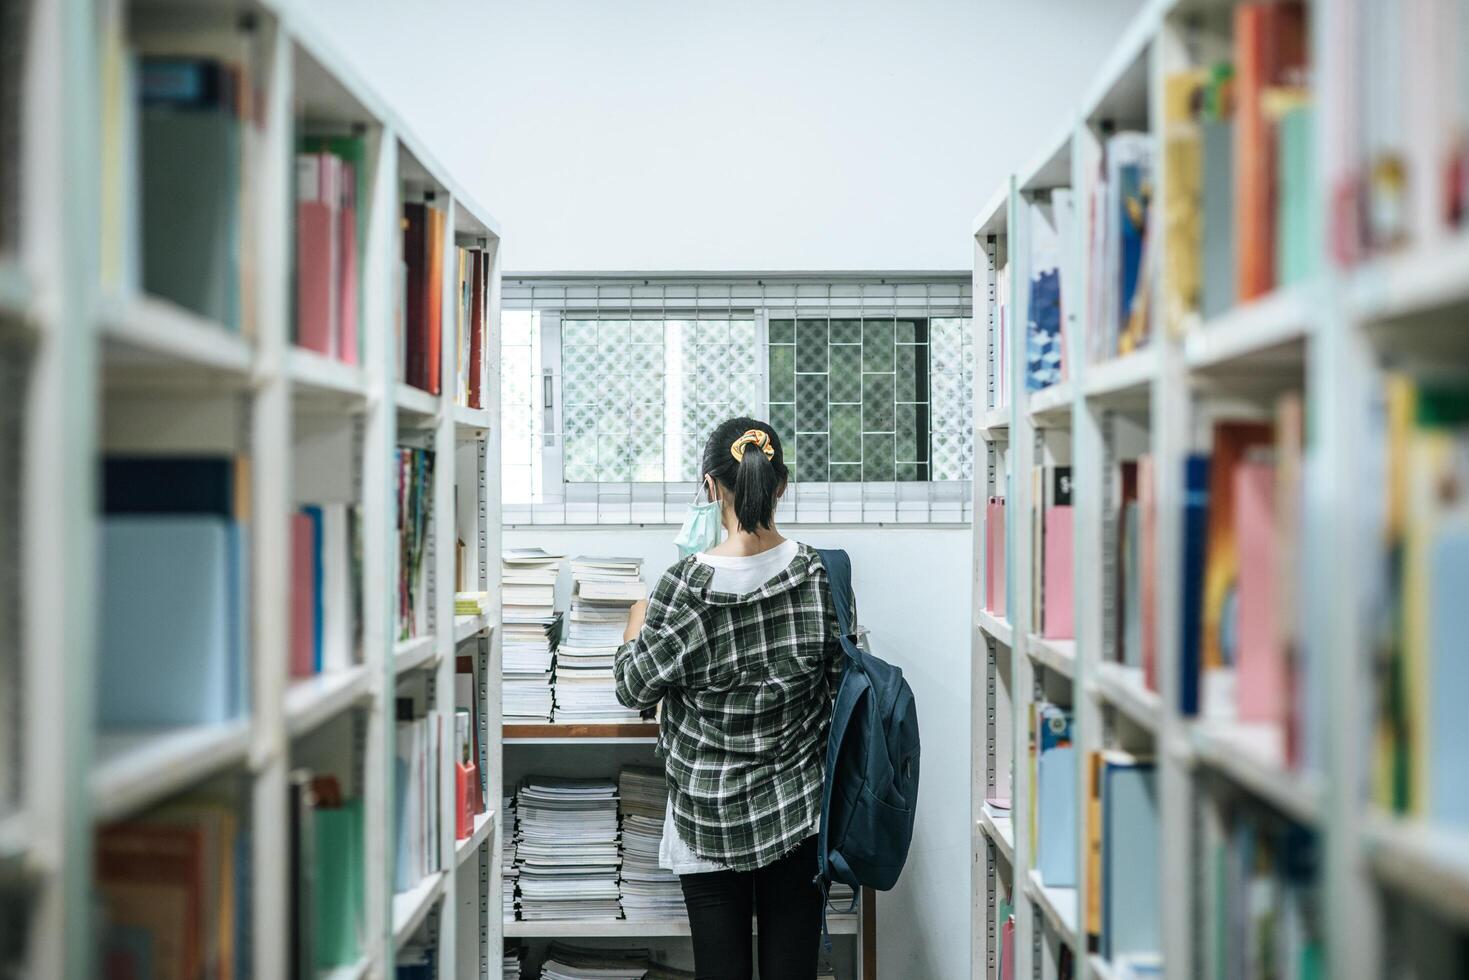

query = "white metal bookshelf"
[4, 1, 508, 978]
[971, 1, 1469, 979]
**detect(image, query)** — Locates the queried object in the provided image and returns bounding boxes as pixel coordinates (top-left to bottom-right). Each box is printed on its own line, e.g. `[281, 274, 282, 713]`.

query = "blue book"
[1101, 754, 1159, 961]
[1179, 455, 1211, 716]
[1037, 702, 1072, 752]
[1430, 525, 1469, 824]
[1037, 744, 1078, 888]
[98, 516, 238, 727]
[302, 505, 325, 673]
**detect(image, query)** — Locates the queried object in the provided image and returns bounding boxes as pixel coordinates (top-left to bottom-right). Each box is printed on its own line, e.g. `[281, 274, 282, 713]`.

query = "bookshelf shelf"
[392, 871, 447, 946]
[1025, 634, 1076, 680]
[99, 293, 255, 379]
[1346, 231, 1469, 329]
[981, 406, 1011, 432]
[1188, 723, 1321, 826]
[1027, 382, 1075, 425]
[10, 3, 507, 975]
[452, 405, 492, 437]
[92, 722, 253, 823]
[319, 957, 373, 980]
[503, 722, 660, 742]
[1025, 869, 1079, 949]
[1082, 347, 1157, 403]
[503, 915, 862, 939]
[454, 809, 497, 867]
[392, 634, 439, 675]
[1363, 816, 1469, 929]
[977, 807, 1014, 867]
[287, 347, 369, 404]
[1090, 663, 1160, 735]
[394, 382, 440, 422]
[1184, 286, 1313, 373]
[284, 667, 373, 738]
[976, 611, 1013, 648]
[454, 613, 493, 645]
[1086, 954, 1116, 980]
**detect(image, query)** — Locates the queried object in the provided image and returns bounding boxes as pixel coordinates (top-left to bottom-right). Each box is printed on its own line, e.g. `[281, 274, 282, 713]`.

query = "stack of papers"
[502, 794, 519, 919]
[503, 548, 564, 620]
[558, 557, 646, 723]
[503, 947, 523, 980]
[503, 549, 565, 724]
[502, 612, 561, 723]
[515, 778, 622, 921]
[456, 591, 490, 616]
[538, 945, 651, 980]
[618, 766, 684, 920]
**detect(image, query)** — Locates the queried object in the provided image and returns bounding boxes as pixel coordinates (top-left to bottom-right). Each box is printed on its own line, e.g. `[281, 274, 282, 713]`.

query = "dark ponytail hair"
[700, 416, 788, 535]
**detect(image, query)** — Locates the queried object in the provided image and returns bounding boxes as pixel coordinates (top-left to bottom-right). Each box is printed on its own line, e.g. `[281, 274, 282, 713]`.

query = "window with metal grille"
[501, 277, 974, 525]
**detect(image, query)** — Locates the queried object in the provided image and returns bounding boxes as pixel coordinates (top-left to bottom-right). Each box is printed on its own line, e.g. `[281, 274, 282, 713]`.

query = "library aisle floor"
[3, 1, 1469, 979]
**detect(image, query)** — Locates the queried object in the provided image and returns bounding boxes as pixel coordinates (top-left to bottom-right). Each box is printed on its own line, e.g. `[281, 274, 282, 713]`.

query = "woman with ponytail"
[614, 417, 852, 980]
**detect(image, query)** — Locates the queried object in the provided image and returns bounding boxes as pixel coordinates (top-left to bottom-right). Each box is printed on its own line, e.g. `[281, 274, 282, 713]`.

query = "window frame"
[501, 278, 974, 526]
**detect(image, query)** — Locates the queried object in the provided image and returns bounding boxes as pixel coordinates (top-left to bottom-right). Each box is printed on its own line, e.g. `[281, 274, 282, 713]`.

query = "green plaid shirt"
[614, 544, 846, 872]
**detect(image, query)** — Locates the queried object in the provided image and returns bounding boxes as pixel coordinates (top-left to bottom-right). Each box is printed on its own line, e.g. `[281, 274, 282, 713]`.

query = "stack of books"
[456, 592, 490, 617]
[514, 777, 621, 921]
[558, 557, 647, 723]
[617, 767, 683, 920]
[290, 502, 363, 679]
[393, 696, 441, 892]
[503, 549, 565, 723]
[395, 448, 433, 642]
[96, 795, 249, 979]
[452, 244, 492, 409]
[503, 947, 523, 980]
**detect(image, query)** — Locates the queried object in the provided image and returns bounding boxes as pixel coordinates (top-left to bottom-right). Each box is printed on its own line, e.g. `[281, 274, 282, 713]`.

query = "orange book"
[426, 206, 444, 395]
[1234, 2, 1307, 301]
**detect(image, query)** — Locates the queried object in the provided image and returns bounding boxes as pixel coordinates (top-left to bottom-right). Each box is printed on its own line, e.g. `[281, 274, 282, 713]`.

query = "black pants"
[678, 835, 822, 980]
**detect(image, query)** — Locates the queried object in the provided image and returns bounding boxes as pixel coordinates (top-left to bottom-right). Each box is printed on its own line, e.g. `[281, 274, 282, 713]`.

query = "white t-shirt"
[658, 539, 803, 875]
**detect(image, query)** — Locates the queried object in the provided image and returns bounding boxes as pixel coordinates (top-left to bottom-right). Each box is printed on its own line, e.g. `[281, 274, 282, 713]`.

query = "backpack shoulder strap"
[814, 547, 855, 638]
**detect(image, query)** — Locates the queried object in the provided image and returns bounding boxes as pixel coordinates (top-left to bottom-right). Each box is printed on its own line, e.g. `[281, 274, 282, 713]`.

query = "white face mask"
[674, 480, 723, 558]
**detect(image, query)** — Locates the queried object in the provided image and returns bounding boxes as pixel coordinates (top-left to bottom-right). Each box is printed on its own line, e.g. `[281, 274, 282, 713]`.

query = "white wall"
[292, 0, 1145, 273]
[504, 524, 971, 979]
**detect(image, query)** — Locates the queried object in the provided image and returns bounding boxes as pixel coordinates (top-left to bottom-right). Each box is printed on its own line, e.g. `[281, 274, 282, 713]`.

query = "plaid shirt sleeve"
[613, 564, 708, 710]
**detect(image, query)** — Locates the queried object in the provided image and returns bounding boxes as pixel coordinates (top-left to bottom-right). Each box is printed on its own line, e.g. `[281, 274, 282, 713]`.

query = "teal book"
[1275, 106, 1316, 288]
[1200, 119, 1236, 320]
[1101, 754, 1159, 961]
[315, 800, 365, 968]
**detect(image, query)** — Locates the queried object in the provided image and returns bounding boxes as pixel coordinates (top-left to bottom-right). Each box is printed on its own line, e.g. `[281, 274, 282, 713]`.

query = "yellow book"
[1163, 69, 1208, 339]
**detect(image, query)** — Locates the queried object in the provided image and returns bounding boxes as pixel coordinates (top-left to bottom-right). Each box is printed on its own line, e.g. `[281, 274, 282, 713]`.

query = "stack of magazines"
[537, 945, 693, 980]
[502, 793, 518, 919]
[502, 548, 565, 723]
[514, 777, 621, 921]
[557, 557, 646, 723]
[617, 766, 684, 920]
[502, 947, 523, 980]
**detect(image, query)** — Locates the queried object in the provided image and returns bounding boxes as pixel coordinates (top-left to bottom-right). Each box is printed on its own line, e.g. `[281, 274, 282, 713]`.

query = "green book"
[1275, 105, 1316, 288]
[314, 799, 365, 968]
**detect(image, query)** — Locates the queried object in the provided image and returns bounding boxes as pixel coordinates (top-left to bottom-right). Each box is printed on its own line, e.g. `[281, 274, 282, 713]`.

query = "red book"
[402, 203, 428, 390]
[295, 154, 337, 356]
[1235, 459, 1282, 725]
[1043, 505, 1074, 639]
[337, 162, 358, 365]
[1234, 2, 1307, 301]
[290, 512, 316, 679]
[425, 206, 445, 395]
[468, 250, 484, 409]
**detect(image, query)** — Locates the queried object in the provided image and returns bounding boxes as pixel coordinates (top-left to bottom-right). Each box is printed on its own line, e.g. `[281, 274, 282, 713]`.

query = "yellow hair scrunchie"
[730, 428, 775, 463]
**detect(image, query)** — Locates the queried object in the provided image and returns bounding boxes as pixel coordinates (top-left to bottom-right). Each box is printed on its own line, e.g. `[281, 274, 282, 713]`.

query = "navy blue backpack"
[813, 548, 921, 941]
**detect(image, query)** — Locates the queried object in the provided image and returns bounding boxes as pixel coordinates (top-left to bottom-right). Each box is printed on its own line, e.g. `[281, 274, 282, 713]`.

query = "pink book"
[337, 163, 359, 365]
[1043, 505, 1074, 638]
[1138, 455, 1158, 691]
[985, 497, 1000, 612]
[295, 154, 338, 356]
[1235, 459, 1282, 723]
[289, 513, 316, 679]
[999, 916, 1015, 980]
